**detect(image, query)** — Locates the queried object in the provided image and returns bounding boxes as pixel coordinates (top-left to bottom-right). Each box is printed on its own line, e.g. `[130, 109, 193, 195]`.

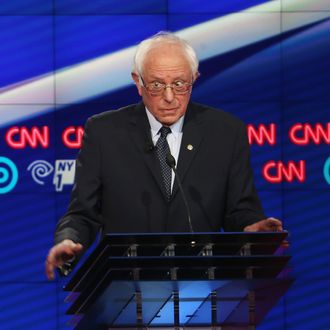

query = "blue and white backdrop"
[0, 1, 329, 329]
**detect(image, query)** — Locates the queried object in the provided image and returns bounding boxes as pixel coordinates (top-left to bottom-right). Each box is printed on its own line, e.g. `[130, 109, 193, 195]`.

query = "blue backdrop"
[0, 1, 329, 329]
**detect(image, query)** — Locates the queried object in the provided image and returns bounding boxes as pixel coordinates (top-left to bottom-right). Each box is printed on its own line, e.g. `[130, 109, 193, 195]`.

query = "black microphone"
[166, 153, 194, 233]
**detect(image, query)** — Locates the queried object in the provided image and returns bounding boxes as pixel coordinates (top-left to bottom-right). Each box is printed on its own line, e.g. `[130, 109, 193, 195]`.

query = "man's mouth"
[162, 108, 177, 111]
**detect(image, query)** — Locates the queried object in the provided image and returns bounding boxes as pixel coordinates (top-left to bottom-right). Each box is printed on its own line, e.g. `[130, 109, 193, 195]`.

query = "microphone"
[166, 153, 194, 233]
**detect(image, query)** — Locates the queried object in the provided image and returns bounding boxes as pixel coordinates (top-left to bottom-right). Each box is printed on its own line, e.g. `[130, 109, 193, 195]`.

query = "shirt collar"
[145, 107, 184, 140]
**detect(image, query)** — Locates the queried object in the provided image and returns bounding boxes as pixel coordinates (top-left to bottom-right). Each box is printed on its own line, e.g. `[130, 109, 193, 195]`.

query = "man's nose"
[163, 86, 175, 102]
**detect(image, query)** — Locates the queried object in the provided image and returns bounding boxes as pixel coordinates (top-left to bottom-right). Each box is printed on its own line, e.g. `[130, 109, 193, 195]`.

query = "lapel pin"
[187, 144, 193, 151]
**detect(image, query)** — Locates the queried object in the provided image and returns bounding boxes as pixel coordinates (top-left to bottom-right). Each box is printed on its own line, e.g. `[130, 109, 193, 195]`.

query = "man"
[45, 32, 283, 280]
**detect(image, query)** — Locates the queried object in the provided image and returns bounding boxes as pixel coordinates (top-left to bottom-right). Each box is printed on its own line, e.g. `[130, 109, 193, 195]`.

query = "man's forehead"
[143, 44, 189, 65]
[142, 53, 190, 78]
[146, 70, 189, 81]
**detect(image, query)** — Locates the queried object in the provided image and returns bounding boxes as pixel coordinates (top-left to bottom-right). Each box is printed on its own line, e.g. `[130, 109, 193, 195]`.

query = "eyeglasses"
[140, 76, 193, 96]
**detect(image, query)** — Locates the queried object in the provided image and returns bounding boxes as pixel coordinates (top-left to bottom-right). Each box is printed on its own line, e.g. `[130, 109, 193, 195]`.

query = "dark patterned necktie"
[156, 126, 172, 201]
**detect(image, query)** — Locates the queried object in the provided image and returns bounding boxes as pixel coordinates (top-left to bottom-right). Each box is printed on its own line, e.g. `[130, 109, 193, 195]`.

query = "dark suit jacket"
[55, 102, 265, 248]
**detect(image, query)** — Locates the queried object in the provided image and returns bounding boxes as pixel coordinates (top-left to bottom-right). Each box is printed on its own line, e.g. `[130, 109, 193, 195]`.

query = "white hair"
[132, 31, 199, 77]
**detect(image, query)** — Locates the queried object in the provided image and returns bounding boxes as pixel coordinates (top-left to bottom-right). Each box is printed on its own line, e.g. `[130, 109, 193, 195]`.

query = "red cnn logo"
[6, 126, 49, 149]
[263, 160, 306, 183]
[247, 124, 277, 146]
[289, 123, 330, 145]
[62, 126, 84, 149]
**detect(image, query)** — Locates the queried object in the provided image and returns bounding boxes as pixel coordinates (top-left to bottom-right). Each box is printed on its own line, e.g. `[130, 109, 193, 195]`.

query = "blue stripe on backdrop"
[0, 193, 56, 281]
[286, 280, 330, 330]
[168, 0, 273, 13]
[258, 190, 283, 220]
[189, 18, 326, 88]
[0, 16, 53, 88]
[282, 17, 330, 101]
[55, 15, 167, 70]
[0, 0, 275, 15]
[190, 22, 282, 102]
[0, 284, 57, 330]
[55, 0, 167, 14]
[0, 0, 53, 14]
[284, 190, 330, 329]
[257, 297, 286, 330]
[284, 190, 330, 279]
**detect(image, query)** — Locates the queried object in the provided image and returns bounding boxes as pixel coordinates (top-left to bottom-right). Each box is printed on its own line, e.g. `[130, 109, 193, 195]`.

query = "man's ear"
[131, 72, 143, 96]
[193, 71, 200, 83]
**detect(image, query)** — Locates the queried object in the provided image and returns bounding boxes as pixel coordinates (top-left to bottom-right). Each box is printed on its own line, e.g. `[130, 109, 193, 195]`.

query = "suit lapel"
[127, 102, 204, 201]
[127, 103, 167, 199]
[172, 103, 204, 198]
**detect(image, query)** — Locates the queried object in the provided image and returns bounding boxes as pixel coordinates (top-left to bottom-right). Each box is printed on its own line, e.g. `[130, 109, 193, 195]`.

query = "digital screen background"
[0, 1, 329, 329]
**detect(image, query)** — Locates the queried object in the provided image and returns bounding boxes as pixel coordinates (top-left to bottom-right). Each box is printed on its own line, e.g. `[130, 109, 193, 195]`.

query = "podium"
[64, 232, 292, 330]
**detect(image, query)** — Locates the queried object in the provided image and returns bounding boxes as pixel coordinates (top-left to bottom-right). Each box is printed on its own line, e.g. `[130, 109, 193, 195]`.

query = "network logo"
[27, 160, 54, 185]
[324, 156, 330, 185]
[28, 159, 76, 192]
[53, 160, 76, 191]
[0, 156, 19, 194]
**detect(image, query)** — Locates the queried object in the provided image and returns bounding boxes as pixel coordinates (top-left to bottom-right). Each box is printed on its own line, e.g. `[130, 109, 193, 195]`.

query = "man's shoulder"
[190, 102, 245, 127]
[88, 103, 139, 124]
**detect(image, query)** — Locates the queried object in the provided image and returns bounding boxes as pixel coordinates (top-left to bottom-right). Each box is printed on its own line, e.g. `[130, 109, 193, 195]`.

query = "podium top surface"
[100, 231, 288, 246]
[64, 232, 290, 291]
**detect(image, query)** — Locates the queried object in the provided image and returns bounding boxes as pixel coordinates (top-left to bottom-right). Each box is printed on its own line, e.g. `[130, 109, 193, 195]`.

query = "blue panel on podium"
[114, 281, 174, 325]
